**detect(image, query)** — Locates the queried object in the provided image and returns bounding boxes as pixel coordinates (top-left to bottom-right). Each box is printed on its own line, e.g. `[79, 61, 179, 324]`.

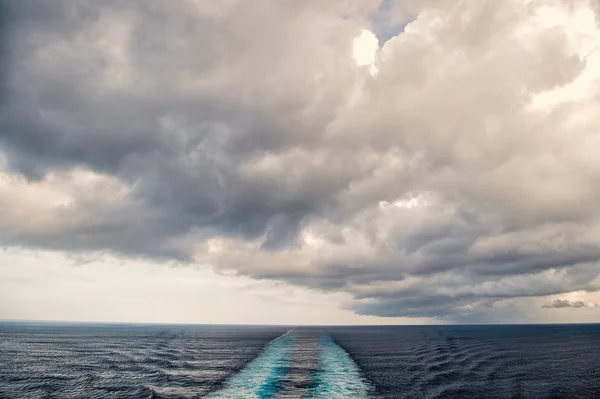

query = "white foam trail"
[308, 335, 371, 399]
[274, 327, 296, 341]
[203, 329, 297, 399]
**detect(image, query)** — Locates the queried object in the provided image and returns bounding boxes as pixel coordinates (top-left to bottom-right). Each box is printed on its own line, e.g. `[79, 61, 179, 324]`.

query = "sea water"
[1, 322, 599, 398]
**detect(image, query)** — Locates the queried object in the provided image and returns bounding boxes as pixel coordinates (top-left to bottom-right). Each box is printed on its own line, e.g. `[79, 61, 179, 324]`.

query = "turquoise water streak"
[307, 335, 371, 399]
[204, 330, 370, 399]
[203, 329, 295, 399]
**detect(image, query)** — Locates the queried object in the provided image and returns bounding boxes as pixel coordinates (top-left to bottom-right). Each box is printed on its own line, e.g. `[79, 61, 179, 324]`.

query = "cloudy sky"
[2, 0, 600, 325]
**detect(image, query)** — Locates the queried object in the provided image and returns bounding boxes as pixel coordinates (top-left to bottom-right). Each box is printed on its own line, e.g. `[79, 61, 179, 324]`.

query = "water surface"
[1, 322, 599, 398]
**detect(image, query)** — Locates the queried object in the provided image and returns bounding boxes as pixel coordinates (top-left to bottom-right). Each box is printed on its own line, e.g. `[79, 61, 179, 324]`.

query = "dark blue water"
[1, 323, 599, 398]
[0, 323, 288, 398]
[330, 325, 600, 399]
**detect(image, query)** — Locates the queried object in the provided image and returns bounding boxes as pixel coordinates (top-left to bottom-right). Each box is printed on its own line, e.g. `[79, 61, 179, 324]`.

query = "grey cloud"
[1, 0, 362, 246]
[543, 299, 599, 309]
[2, 0, 600, 322]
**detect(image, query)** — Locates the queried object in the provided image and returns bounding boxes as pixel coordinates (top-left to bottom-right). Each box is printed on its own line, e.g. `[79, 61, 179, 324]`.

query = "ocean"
[1, 322, 599, 398]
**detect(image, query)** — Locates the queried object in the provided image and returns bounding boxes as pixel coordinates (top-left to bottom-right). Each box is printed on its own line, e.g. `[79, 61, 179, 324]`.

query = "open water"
[1, 322, 599, 398]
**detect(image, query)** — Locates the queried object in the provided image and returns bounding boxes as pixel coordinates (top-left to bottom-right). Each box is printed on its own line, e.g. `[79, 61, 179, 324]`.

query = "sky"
[1, 0, 600, 325]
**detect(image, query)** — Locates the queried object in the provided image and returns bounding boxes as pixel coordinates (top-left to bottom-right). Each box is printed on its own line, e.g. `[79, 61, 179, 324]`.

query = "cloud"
[2, 0, 600, 321]
[543, 299, 599, 309]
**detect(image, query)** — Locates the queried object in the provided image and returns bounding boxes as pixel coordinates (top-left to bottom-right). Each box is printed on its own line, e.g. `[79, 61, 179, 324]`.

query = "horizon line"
[1, 318, 599, 327]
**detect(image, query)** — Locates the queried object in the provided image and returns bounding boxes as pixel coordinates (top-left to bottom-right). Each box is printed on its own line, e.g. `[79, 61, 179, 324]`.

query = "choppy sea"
[1, 322, 599, 398]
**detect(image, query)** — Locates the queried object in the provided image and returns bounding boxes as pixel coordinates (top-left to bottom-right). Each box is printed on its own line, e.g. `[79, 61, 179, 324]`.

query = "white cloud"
[352, 29, 379, 74]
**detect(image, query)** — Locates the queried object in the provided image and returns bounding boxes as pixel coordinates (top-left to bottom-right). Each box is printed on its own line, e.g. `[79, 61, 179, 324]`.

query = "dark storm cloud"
[1, 0, 600, 321]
